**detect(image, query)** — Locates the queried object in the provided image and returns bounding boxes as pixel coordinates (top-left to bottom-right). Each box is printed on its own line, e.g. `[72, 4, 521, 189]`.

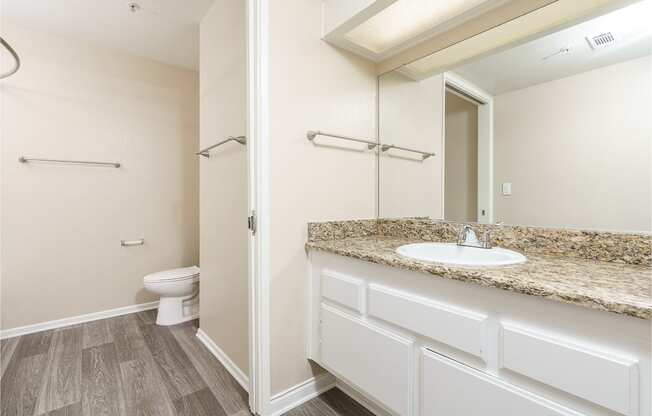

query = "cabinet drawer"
[501, 323, 639, 416]
[320, 270, 364, 313]
[421, 348, 586, 416]
[320, 304, 413, 416]
[368, 284, 487, 359]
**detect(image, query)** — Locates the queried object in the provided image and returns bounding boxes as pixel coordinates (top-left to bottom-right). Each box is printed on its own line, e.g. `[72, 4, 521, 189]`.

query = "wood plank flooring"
[0, 310, 373, 416]
[284, 389, 374, 416]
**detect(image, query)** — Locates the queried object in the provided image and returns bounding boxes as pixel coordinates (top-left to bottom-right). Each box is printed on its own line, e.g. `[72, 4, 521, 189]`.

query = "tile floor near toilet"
[0, 311, 369, 416]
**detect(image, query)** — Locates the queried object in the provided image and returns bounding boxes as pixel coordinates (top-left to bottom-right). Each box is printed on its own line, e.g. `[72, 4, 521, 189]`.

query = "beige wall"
[268, 0, 377, 394]
[0, 23, 199, 330]
[378, 71, 444, 219]
[198, 1, 249, 374]
[445, 92, 478, 222]
[494, 56, 651, 232]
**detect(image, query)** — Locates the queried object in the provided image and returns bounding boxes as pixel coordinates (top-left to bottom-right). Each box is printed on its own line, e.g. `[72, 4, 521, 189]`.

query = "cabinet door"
[501, 323, 639, 416]
[421, 349, 586, 416]
[321, 304, 413, 416]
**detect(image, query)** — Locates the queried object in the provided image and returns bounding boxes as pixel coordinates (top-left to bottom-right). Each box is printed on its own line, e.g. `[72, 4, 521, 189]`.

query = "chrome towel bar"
[197, 135, 246, 158]
[121, 239, 144, 247]
[381, 144, 435, 160]
[19, 157, 121, 168]
[306, 130, 435, 160]
[307, 130, 378, 150]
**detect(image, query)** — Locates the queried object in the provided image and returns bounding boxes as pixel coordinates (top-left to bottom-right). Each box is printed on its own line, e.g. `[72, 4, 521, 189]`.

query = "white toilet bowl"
[143, 266, 200, 326]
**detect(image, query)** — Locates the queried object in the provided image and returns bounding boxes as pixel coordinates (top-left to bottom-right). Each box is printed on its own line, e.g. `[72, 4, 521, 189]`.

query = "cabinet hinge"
[247, 210, 257, 235]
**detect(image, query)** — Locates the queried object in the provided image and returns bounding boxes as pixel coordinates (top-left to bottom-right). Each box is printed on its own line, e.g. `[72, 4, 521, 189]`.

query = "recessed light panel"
[345, 0, 494, 54]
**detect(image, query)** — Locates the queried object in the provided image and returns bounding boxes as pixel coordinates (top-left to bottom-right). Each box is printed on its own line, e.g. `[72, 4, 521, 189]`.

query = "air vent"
[586, 32, 616, 49]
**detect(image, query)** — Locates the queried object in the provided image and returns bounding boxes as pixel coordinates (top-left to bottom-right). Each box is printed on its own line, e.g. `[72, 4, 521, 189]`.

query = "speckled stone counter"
[306, 220, 652, 320]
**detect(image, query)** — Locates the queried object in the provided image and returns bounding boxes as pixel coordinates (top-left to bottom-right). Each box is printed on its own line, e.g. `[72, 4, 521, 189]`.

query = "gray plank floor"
[0, 310, 372, 416]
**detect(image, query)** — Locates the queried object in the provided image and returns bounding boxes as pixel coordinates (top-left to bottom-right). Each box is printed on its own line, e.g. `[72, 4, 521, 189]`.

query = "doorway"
[444, 91, 479, 223]
[443, 73, 493, 224]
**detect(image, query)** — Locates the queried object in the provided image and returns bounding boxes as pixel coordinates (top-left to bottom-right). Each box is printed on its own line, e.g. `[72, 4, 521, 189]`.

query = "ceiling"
[451, 0, 652, 95]
[1, 0, 214, 70]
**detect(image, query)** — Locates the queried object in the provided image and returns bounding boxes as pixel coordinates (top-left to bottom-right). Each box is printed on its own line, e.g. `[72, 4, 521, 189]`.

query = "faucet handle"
[480, 229, 492, 249]
[458, 224, 482, 247]
[481, 221, 504, 248]
[457, 224, 471, 245]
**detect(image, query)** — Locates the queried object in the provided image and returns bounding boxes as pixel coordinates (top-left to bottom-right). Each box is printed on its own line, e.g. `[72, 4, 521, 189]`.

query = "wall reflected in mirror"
[378, 0, 652, 232]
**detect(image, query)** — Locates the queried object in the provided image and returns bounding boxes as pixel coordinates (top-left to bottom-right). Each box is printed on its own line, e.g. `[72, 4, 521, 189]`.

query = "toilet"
[143, 266, 200, 326]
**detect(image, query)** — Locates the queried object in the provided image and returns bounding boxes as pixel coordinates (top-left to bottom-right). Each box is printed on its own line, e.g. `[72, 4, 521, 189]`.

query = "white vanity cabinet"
[420, 349, 585, 416]
[308, 251, 651, 416]
[321, 305, 414, 415]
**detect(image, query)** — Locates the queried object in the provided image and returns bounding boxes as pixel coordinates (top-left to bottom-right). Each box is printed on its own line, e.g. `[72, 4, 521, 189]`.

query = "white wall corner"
[246, 0, 271, 414]
[196, 328, 250, 393]
[267, 373, 337, 416]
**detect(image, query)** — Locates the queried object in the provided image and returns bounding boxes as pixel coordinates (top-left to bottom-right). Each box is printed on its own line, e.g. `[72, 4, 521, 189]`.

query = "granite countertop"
[306, 235, 652, 320]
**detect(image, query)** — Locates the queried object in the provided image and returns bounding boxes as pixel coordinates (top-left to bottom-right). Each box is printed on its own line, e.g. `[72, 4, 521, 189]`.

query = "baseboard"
[265, 373, 389, 416]
[195, 328, 250, 393]
[0, 301, 159, 340]
[335, 379, 392, 416]
[267, 373, 337, 416]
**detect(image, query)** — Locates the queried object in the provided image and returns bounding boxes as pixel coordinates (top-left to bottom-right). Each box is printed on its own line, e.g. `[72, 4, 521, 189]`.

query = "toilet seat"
[144, 266, 200, 284]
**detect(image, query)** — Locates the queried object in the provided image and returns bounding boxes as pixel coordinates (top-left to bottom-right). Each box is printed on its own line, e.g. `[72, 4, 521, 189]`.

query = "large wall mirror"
[377, 0, 651, 232]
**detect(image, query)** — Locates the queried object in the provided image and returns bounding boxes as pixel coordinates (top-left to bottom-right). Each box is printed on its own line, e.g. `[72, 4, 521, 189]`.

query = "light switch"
[502, 183, 512, 196]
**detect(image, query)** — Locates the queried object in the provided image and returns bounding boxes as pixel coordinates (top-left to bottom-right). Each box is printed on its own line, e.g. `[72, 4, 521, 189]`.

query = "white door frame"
[247, 0, 271, 414]
[443, 72, 494, 224]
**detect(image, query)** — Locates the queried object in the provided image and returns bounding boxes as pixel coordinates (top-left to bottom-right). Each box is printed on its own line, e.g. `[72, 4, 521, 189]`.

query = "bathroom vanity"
[305, 3, 652, 415]
[306, 220, 651, 416]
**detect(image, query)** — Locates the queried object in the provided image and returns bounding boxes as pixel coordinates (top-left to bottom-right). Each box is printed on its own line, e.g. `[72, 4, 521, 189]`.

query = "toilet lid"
[143, 266, 200, 283]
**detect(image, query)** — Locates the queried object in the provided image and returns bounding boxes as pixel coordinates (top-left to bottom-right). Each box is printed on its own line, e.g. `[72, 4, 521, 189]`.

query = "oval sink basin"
[396, 242, 526, 267]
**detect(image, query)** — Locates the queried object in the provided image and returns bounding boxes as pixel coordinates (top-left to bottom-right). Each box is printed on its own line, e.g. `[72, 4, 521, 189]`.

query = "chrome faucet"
[457, 224, 493, 249]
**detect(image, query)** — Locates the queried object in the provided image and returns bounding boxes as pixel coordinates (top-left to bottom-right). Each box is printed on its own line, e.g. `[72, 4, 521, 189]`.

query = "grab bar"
[307, 130, 378, 150]
[197, 136, 246, 158]
[121, 239, 144, 247]
[19, 157, 121, 168]
[381, 144, 435, 160]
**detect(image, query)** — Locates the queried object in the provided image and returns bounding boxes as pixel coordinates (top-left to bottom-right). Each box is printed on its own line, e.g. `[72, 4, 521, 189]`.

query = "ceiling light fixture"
[345, 0, 495, 54]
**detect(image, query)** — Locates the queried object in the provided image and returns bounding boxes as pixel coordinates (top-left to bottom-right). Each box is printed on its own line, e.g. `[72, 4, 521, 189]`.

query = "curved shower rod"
[0, 36, 21, 80]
